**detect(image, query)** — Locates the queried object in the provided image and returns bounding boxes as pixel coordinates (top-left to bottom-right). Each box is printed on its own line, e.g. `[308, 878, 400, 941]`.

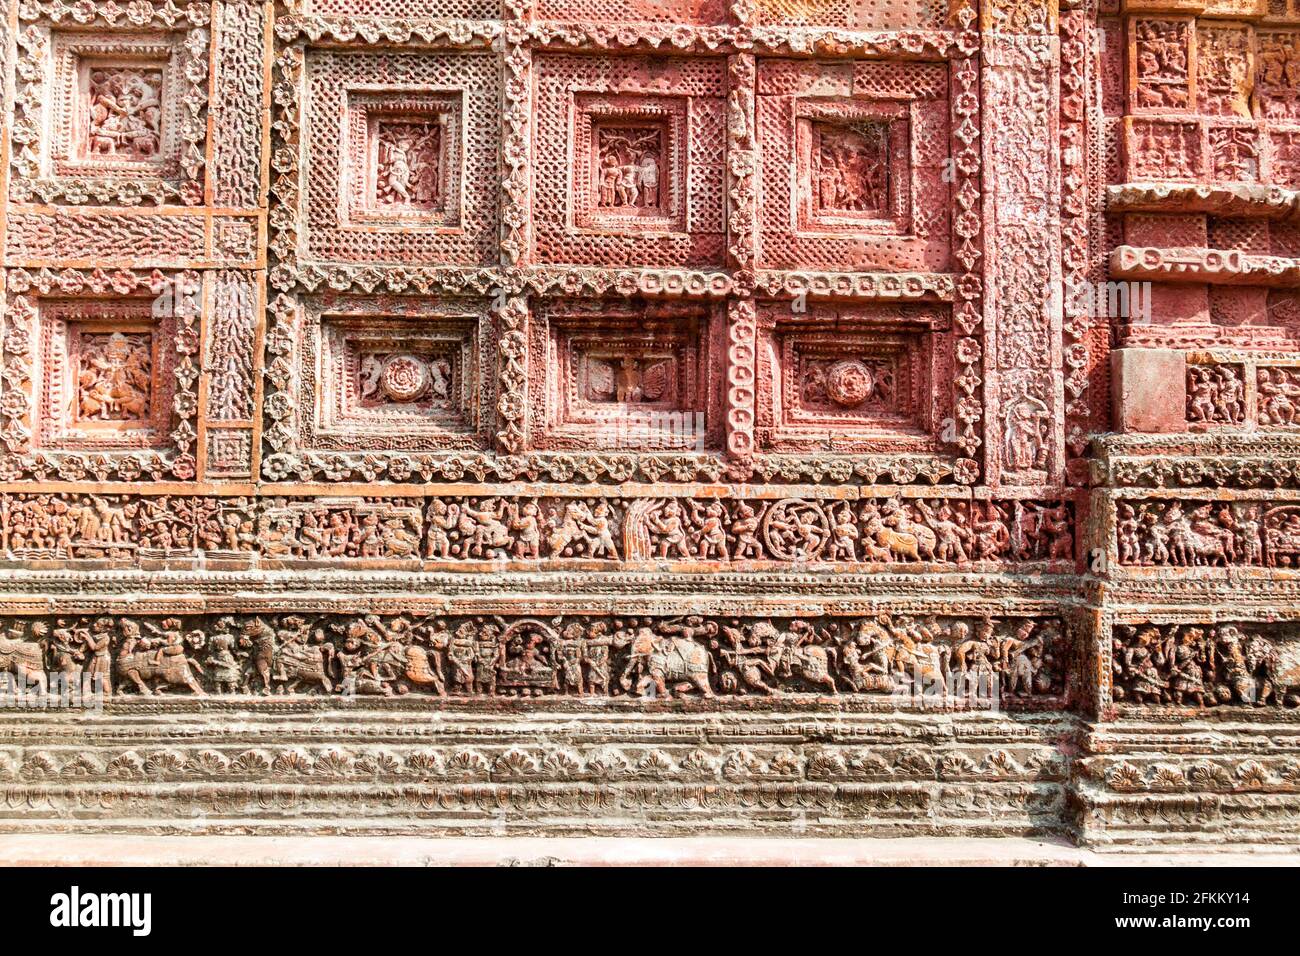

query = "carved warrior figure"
[1117, 500, 1292, 568]
[596, 127, 662, 210]
[114, 618, 205, 696]
[1187, 365, 1245, 424]
[256, 500, 422, 561]
[85, 67, 163, 160]
[1257, 368, 1300, 426]
[0, 623, 49, 696]
[1, 493, 1080, 567]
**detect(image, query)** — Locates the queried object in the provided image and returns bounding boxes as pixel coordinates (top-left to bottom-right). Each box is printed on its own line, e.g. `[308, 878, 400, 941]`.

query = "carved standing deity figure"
[1002, 389, 1048, 472]
[206, 618, 242, 694]
[374, 121, 441, 209]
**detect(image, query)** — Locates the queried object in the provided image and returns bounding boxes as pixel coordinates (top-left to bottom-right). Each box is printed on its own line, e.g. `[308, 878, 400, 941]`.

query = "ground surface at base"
[3, 834, 1297, 867]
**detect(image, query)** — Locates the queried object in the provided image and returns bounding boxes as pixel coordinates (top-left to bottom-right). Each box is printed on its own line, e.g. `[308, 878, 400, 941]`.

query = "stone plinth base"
[0, 704, 1074, 838]
[4, 703, 1300, 851]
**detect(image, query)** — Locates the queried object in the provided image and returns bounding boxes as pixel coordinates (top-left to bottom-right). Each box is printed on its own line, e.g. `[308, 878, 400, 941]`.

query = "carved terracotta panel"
[0, 0, 1299, 848]
[755, 58, 951, 272]
[301, 49, 500, 266]
[532, 53, 726, 267]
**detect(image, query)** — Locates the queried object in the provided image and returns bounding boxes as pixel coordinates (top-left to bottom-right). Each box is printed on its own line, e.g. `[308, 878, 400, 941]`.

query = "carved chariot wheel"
[760, 499, 831, 562]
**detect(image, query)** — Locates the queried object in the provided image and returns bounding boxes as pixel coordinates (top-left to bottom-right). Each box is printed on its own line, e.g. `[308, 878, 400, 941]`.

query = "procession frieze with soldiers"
[0, 612, 1069, 703]
[1113, 622, 1300, 709]
[1115, 499, 1300, 568]
[0, 493, 1074, 566]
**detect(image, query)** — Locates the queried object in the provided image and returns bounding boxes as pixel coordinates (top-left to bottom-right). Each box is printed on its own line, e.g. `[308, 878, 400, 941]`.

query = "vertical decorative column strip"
[951, 0, 985, 485]
[981, 0, 1064, 488]
[725, 50, 757, 465]
[493, 1, 534, 455]
[1059, 0, 1094, 484]
[500, 0, 532, 270]
[209, 0, 268, 210]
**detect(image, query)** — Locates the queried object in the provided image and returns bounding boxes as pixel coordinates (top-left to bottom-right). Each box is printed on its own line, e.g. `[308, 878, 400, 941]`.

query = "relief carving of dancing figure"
[85, 68, 163, 159]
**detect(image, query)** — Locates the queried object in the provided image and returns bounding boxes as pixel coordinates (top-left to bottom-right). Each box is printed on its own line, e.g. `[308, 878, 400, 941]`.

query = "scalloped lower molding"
[3, 707, 1300, 846]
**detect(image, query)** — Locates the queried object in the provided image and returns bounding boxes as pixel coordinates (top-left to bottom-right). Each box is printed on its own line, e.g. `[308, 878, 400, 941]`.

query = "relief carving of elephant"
[639, 636, 714, 699]
[0, 634, 47, 694]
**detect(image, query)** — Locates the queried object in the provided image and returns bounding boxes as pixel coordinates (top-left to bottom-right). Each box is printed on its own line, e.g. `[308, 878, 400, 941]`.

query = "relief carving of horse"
[789, 645, 838, 693]
[365, 642, 445, 695]
[274, 641, 333, 694]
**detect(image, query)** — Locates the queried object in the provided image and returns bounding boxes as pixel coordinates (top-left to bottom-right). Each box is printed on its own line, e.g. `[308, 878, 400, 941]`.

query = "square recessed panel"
[41, 29, 197, 196]
[756, 59, 951, 273]
[756, 302, 949, 454]
[37, 301, 176, 451]
[75, 62, 168, 167]
[1196, 24, 1252, 118]
[299, 297, 492, 451]
[1256, 31, 1300, 121]
[302, 49, 499, 266]
[1269, 128, 1300, 188]
[1124, 117, 1204, 180]
[797, 105, 911, 234]
[1129, 19, 1192, 113]
[529, 300, 724, 451]
[1208, 122, 1261, 183]
[574, 94, 687, 234]
[321, 321, 474, 430]
[533, 53, 726, 268]
[343, 92, 462, 227]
